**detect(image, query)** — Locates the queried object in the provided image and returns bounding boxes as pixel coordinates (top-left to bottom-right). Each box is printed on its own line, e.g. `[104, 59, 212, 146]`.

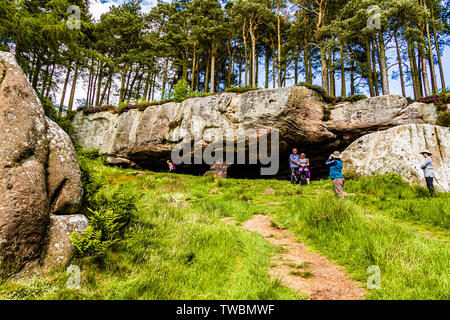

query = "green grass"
[0, 159, 448, 300]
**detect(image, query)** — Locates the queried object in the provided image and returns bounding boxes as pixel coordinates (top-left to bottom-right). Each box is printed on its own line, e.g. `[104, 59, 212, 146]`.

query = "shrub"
[437, 110, 450, 127]
[76, 149, 105, 209]
[39, 94, 75, 137]
[343, 94, 368, 103]
[419, 92, 450, 112]
[71, 208, 128, 257]
[297, 83, 368, 105]
[70, 179, 137, 257]
[297, 83, 335, 103]
[224, 86, 259, 94]
[173, 80, 189, 103]
[83, 105, 115, 114]
[322, 106, 331, 121]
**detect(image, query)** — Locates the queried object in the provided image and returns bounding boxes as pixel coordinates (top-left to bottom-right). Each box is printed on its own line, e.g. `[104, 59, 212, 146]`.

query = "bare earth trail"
[224, 215, 367, 300]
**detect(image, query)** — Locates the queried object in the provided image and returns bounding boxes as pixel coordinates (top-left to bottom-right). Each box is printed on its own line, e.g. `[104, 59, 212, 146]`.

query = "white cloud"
[89, 0, 157, 21]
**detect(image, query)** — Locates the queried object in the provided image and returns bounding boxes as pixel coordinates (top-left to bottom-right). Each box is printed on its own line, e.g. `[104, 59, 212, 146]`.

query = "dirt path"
[238, 215, 367, 300]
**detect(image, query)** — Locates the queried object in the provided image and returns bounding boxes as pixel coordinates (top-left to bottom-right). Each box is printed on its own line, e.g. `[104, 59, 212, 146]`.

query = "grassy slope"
[0, 160, 448, 300]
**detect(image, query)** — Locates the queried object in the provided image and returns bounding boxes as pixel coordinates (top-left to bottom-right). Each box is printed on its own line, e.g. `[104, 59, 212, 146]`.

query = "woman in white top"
[420, 150, 435, 198]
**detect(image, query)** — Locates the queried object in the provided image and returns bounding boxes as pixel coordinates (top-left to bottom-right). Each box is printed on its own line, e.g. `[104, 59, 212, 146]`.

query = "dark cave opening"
[128, 145, 335, 181]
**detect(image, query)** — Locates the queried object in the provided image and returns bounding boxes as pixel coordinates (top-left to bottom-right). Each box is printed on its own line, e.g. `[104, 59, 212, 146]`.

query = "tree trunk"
[421, 54, 431, 97]
[31, 55, 42, 90]
[205, 54, 210, 93]
[249, 24, 257, 88]
[365, 40, 375, 97]
[425, 23, 438, 95]
[243, 22, 248, 87]
[350, 60, 355, 96]
[100, 73, 112, 106]
[210, 42, 217, 93]
[68, 62, 79, 112]
[59, 63, 72, 116]
[277, 0, 282, 88]
[320, 45, 329, 95]
[408, 39, 420, 99]
[45, 63, 55, 97]
[95, 64, 104, 106]
[329, 48, 335, 97]
[431, 10, 445, 90]
[272, 41, 276, 88]
[162, 59, 169, 99]
[378, 32, 390, 95]
[119, 65, 128, 105]
[340, 43, 346, 97]
[371, 41, 379, 96]
[86, 59, 93, 107]
[265, 46, 270, 88]
[394, 33, 406, 97]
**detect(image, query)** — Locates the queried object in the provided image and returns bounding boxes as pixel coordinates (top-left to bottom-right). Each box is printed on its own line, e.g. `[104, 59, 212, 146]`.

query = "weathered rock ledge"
[72, 86, 439, 176]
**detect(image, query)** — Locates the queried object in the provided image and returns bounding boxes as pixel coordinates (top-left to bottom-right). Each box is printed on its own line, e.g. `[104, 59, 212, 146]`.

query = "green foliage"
[39, 94, 75, 137]
[436, 110, 450, 127]
[173, 80, 189, 103]
[338, 94, 368, 103]
[298, 83, 367, 105]
[71, 151, 137, 258]
[224, 86, 259, 94]
[322, 106, 331, 121]
[297, 83, 336, 103]
[419, 92, 450, 112]
[1, 159, 449, 300]
[70, 206, 130, 257]
[76, 149, 105, 208]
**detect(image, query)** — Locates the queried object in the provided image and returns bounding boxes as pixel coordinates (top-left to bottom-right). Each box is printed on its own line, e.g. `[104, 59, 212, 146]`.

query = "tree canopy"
[0, 0, 449, 109]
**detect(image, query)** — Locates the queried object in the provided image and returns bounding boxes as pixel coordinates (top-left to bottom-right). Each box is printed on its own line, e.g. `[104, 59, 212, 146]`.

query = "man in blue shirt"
[326, 151, 345, 199]
[289, 148, 301, 185]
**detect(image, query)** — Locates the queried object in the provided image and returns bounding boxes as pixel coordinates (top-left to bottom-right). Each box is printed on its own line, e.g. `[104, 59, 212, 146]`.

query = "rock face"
[0, 51, 84, 277]
[72, 87, 439, 177]
[342, 124, 450, 192]
[47, 118, 83, 215]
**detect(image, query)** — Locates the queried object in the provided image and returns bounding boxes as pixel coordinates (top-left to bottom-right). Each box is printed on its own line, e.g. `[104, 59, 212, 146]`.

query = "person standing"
[420, 150, 436, 198]
[299, 153, 311, 185]
[289, 148, 301, 185]
[167, 160, 176, 173]
[326, 151, 345, 199]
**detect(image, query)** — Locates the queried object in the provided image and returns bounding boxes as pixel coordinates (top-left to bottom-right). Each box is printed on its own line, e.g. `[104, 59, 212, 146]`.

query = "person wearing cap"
[420, 150, 436, 198]
[326, 151, 345, 199]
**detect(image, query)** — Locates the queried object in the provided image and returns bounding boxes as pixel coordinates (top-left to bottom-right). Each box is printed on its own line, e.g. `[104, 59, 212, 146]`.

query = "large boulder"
[0, 51, 84, 277]
[342, 124, 450, 192]
[72, 87, 439, 176]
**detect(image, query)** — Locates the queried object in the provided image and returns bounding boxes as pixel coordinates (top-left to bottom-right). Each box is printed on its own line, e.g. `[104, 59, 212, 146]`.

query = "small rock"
[264, 188, 275, 195]
[41, 215, 89, 271]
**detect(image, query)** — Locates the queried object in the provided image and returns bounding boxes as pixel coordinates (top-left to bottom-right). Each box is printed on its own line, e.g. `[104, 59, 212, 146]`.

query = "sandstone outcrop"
[72, 87, 439, 176]
[0, 51, 85, 277]
[342, 124, 450, 192]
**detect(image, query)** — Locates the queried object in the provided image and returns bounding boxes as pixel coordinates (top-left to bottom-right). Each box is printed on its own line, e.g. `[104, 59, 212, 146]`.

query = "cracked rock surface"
[0, 51, 85, 277]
